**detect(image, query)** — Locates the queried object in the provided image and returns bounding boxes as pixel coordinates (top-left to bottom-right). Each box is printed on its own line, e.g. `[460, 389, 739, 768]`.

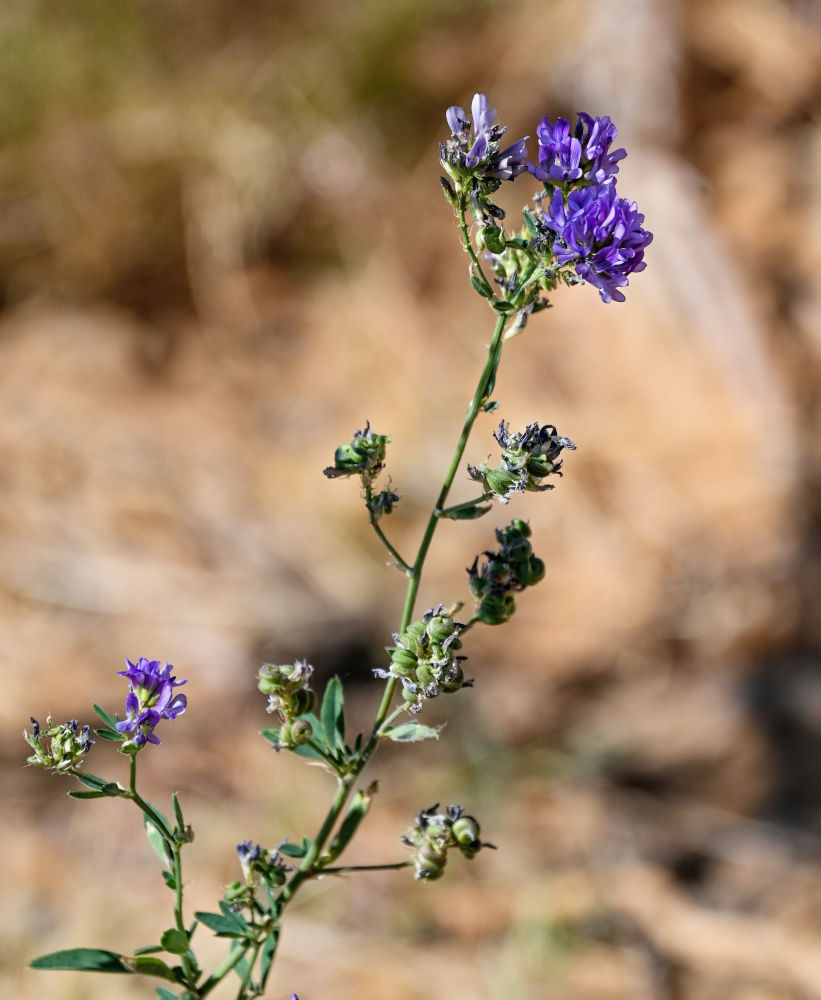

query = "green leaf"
[144, 816, 171, 867]
[93, 703, 118, 729]
[322, 788, 373, 863]
[95, 727, 124, 742]
[278, 840, 309, 859]
[67, 789, 107, 800]
[260, 928, 279, 987]
[260, 727, 280, 746]
[74, 771, 112, 791]
[160, 929, 189, 955]
[321, 677, 345, 750]
[127, 956, 183, 983]
[383, 722, 442, 743]
[482, 399, 500, 414]
[193, 910, 247, 938]
[171, 792, 185, 831]
[492, 300, 514, 313]
[218, 900, 248, 927]
[470, 272, 492, 299]
[156, 988, 180, 1000]
[134, 945, 164, 956]
[438, 502, 492, 521]
[291, 742, 324, 760]
[522, 209, 539, 237]
[162, 871, 177, 890]
[31, 948, 130, 973]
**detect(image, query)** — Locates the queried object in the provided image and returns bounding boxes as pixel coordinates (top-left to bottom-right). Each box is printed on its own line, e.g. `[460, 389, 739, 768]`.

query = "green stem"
[365, 486, 413, 573]
[318, 861, 412, 875]
[248, 207, 509, 994]
[458, 191, 494, 296]
[278, 777, 353, 906]
[198, 944, 250, 998]
[436, 493, 493, 518]
[127, 754, 197, 987]
[369, 307, 508, 739]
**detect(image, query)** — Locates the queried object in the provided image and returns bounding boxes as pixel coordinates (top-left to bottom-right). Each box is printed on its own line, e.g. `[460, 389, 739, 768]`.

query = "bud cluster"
[23, 715, 94, 771]
[468, 420, 575, 503]
[401, 804, 490, 881]
[383, 606, 470, 709]
[227, 840, 289, 899]
[259, 660, 316, 749]
[468, 519, 546, 625]
[440, 94, 528, 226]
[323, 423, 391, 488]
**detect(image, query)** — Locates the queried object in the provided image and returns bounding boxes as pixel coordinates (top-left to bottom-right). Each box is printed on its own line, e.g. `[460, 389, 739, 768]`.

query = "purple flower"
[541, 184, 653, 303]
[528, 113, 626, 185]
[115, 657, 187, 748]
[442, 92, 529, 180]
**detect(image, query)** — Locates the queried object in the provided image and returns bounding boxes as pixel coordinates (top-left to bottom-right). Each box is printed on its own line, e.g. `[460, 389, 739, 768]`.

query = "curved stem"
[365, 486, 413, 573]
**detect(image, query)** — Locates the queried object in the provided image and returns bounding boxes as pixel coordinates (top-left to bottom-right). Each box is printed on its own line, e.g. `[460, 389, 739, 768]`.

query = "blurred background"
[3, 0, 821, 997]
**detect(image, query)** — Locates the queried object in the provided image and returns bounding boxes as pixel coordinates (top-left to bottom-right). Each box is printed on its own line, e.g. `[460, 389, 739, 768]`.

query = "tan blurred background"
[3, 0, 821, 997]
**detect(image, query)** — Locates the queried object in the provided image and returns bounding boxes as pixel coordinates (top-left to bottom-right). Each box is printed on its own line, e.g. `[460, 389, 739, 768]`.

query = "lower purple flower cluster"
[542, 182, 652, 304]
[115, 657, 187, 748]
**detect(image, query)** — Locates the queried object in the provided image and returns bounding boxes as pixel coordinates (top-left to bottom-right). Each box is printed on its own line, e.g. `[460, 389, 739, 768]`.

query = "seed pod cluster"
[468, 519, 546, 625]
[323, 422, 391, 486]
[23, 715, 95, 770]
[258, 660, 316, 724]
[388, 605, 469, 708]
[468, 419, 575, 503]
[402, 803, 489, 881]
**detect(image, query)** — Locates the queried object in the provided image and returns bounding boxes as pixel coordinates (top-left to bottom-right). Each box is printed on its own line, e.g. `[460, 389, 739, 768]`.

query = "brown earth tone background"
[3, 1, 821, 998]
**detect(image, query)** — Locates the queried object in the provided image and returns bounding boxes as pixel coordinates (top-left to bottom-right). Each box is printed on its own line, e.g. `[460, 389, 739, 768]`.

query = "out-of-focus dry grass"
[3, 1, 821, 998]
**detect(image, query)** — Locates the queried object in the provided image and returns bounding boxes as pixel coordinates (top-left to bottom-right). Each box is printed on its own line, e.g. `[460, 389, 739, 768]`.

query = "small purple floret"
[541, 184, 653, 303]
[528, 112, 626, 185]
[444, 92, 529, 180]
[115, 657, 187, 747]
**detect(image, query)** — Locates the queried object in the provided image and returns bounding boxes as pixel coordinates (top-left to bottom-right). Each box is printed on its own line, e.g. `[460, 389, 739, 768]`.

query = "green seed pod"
[291, 688, 316, 717]
[426, 614, 456, 645]
[481, 225, 505, 254]
[415, 663, 436, 688]
[441, 667, 465, 693]
[391, 648, 418, 673]
[406, 621, 427, 642]
[519, 556, 546, 587]
[415, 856, 446, 881]
[278, 722, 293, 748]
[478, 591, 516, 626]
[484, 468, 515, 497]
[510, 518, 531, 538]
[503, 535, 532, 562]
[290, 719, 313, 745]
[451, 815, 481, 847]
[419, 840, 448, 866]
[402, 687, 421, 706]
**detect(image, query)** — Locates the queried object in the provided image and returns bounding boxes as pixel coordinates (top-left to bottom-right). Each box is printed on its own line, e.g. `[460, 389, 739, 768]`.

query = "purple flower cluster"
[115, 657, 187, 748]
[443, 93, 529, 181]
[523, 111, 651, 303]
[528, 113, 626, 185]
[541, 183, 652, 304]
